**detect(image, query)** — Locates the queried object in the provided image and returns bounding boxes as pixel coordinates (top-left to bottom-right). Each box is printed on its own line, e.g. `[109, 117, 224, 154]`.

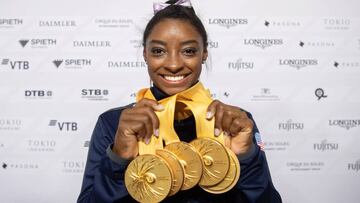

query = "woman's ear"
[143, 49, 147, 63]
[202, 50, 208, 64]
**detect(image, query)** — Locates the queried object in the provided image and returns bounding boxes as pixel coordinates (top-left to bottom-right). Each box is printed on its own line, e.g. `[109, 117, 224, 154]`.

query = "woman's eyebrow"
[180, 40, 199, 46]
[149, 39, 199, 46]
[149, 40, 166, 45]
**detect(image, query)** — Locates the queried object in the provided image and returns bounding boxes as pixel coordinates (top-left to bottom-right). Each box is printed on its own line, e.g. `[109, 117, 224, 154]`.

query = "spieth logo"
[0, 119, 21, 131]
[49, 120, 78, 131]
[38, 20, 76, 27]
[24, 90, 53, 99]
[264, 20, 301, 27]
[243, 38, 283, 49]
[73, 40, 111, 47]
[0, 18, 23, 28]
[278, 119, 304, 131]
[333, 61, 360, 69]
[94, 18, 133, 28]
[279, 59, 318, 70]
[228, 58, 254, 70]
[52, 59, 91, 69]
[19, 39, 57, 48]
[348, 159, 360, 172]
[329, 119, 360, 130]
[27, 139, 56, 152]
[81, 89, 109, 101]
[208, 18, 248, 29]
[323, 18, 351, 30]
[107, 61, 146, 68]
[1, 58, 30, 70]
[313, 139, 338, 151]
[62, 161, 85, 173]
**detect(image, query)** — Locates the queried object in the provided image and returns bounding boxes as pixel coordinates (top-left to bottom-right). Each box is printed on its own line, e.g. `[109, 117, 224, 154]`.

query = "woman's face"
[144, 19, 207, 96]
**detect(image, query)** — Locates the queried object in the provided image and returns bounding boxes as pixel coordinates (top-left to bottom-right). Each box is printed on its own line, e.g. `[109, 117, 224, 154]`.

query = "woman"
[78, 0, 282, 202]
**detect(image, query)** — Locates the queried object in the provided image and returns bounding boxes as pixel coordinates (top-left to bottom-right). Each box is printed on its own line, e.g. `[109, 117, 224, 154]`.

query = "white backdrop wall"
[0, 0, 359, 202]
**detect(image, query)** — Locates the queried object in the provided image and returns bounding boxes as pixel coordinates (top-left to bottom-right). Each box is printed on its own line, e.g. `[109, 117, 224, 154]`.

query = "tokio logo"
[49, 120, 78, 131]
[1, 58, 30, 70]
[27, 139, 56, 152]
[348, 159, 360, 172]
[24, 90, 53, 99]
[323, 18, 351, 30]
[228, 58, 254, 71]
[313, 139, 338, 151]
[81, 89, 109, 101]
[19, 38, 57, 48]
[278, 119, 304, 131]
[107, 60, 146, 68]
[52, 59, 91, 69]
[72, 40, 111, 47]
[208, 18, 248, 29]
[0, 18, 23, 28]
[62, 161, 85, 173]
[315, 88, 327, 100]
[0, 119, 21, 131]
[243, 38, 283, 49]
[38, 20, 76, 27]
[328, 119, 360, 130]
[279, 59, 318, 70]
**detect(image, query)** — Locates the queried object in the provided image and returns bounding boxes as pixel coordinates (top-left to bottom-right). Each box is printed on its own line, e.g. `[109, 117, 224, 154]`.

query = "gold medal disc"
[201, 148, 240, 194]
[125, 154, 172, 203]
[165, 142, 203, 190]
[190, 138, 230, 186]
[156, 149, 184, 196]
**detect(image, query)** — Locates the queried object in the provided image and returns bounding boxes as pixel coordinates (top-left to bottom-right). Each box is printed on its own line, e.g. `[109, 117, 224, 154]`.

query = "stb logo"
[1, 58, 29, 70]
[49, 120, 78, 131]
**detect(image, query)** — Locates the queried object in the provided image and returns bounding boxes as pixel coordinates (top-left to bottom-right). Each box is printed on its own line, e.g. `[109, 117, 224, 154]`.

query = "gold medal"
[165, 141, 203, 190]
[190, 138, 230, 186]
[156, 149, 184, 196]
[201, 148, 240, 194]
[125, 154, 172, 203]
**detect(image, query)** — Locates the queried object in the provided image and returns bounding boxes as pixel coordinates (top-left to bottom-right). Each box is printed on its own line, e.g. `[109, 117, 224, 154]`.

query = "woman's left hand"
[206, 100, 254, 155]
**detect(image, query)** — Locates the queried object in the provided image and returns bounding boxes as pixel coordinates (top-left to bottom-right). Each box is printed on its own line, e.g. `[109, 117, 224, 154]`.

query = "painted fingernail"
[206, 111, 213, 119]
[154, 129, 159, 137]
[214, 128, 220, 136]
[145, 138, 150, 145]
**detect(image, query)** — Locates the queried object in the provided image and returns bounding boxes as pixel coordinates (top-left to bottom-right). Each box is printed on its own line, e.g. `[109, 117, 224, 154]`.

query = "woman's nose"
[164, 52, 183, 72]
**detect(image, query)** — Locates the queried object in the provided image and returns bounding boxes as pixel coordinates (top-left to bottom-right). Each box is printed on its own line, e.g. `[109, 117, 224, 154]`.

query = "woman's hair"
[142, 0, 208, 50]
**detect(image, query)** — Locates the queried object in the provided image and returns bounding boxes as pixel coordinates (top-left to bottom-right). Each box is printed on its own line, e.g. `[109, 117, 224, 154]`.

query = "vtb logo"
[1, 58, 29, 70]
[49, 120, 78, 131]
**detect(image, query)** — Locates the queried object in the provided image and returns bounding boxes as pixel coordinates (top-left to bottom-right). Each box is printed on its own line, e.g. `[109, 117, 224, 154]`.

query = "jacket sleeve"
[77, 111, 130, 203]
[236, 112, 282, 203]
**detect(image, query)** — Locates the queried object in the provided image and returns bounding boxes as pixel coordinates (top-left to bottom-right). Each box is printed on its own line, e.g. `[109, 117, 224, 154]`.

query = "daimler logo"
[19, 38, 57, 48]
[52, 59, 91, 69]
[348, 159, 360, 172]
[107, 61, 146, 68]
[279, 59, 318, 70]
[0, 18, 23, 28]
[228, 58, 254, 70]
[39, 20, 76, 27]
[278, 119, 304, 131]
[73, 40, 111, 47]
[243, 38, 283, 49]
[329, 119, 360, 130]
[313, 139, 338, 151]
[208, 18, 248, 29]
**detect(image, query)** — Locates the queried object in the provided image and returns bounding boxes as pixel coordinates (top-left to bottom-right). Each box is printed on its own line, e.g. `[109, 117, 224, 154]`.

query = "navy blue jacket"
[78, 86, 282, 203]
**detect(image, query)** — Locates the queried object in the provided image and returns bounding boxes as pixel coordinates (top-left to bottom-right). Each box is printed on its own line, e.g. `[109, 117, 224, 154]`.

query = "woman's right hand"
[112, 98, 164, 160]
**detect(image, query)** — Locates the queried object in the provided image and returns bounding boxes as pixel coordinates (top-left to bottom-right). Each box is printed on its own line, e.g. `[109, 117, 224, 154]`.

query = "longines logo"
[264, 141, 290, 151]
[27, 139, 56, 152]
[39, 20, 76, 27]
[107, 61, 146, 68]
[243, 38, 283, 49]
[52, 59, 91, 69]
[279, 59, 318, 70]
[1, 58, 30, 70]
[62, 161, 85, 173]
[72, 40, 111, 47]
[228, 58, 254, 70]
[264, 20, 301, 27]
[334, 61, 360, 69]
[251, 88, 280, 101]
[287, 161, 324, 171]
[299, 40, 335, 48]
[1, 161, 39, 170]
[0, 18, 23, 28]
[0, 119, 21, 131]
[323, 18, 351, 30]
[348, 159, 360, 172]
[49, 120, 78, 131]
[24, 90, 53, 99]
[81, 89, 109, 101]
[19, 38, 57, 48]
[329, 119, 360, 130]
[208, 18, 248, 29]
[278, 119, 304, 131]
[94, 18, 133, 28]
[313, 139, 338, 151]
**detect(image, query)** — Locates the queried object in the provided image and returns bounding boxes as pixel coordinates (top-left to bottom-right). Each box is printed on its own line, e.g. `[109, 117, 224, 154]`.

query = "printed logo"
[279, 59, 318, 70]
[329, 119, 360, 130]
[264, 19, 301, 27]
[244, 38, 283, 49]
[251, 88, 280, 101]
[24, 90, 53, 99]
[27, 139, 56, 152]
[287, 161, 324, 171]
[278, 119, 304, 131]
[107, 61, 146, 68]
[84, 140, 90, 147]
[62, 161, 85, 173]
[0, 18, 23, 28]
[315, 88, 327, 100]
[298, 40, 335, 48]
[208, 18, 248, 28]
[73, 40, 111, 47]
[264, 141, 290, 151]
[1, 58, 30, 70]
[333, 61, 360, 69]
[228, 58, 254, 70]
[2, 162, 7, 169]
[38, 20, 76, 27]
[313, 139, 339, 151]
[52, 59, 91, 69]
[348, 159, 360, 172]
[0, 119, 22, 131]
[94, 18, 133, 28]
[19, 39, 57, 48]
[323, 18, 351, 30]
[81, 89, 109, 101]
[1, 161, 39, 170]
[48, 120, 78, 131]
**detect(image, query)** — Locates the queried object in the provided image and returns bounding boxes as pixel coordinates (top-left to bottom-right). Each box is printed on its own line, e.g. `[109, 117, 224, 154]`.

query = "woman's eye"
[151, 48, 165, 56]
[182, 48, 198, 56]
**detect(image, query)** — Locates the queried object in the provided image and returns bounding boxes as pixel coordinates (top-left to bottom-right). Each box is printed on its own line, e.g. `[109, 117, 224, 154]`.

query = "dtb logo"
[25, 90, 52, 97]
[2, 58, 29, 70]
[49, 120, 78, 131]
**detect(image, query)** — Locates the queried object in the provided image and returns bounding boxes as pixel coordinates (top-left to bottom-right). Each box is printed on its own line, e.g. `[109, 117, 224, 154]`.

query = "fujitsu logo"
[278, 119, 304, 131]
[348, 159, 360, 172]
[313, 139, 338, 151]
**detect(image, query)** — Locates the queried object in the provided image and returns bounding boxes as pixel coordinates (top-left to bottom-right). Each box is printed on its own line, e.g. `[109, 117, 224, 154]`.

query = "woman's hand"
[206, 100, 254, 155]
[113, 99, 164, 160]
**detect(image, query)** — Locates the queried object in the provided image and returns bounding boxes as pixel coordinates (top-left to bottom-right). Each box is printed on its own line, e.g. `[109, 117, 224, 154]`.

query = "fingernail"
[224, 131, 229, 136]
[214, 128, 220, 136]
[206, 111, 213, 119]
[154, 129, 159, 137]
[157, 104, 164, 111]
[145, 138, 150, 145]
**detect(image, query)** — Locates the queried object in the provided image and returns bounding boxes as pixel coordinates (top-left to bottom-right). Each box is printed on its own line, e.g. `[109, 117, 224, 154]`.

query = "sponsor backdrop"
[0, 0, 359, 202]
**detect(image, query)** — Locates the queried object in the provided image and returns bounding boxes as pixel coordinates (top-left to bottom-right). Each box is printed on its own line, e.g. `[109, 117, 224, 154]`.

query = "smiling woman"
[77, 0, 282, 202]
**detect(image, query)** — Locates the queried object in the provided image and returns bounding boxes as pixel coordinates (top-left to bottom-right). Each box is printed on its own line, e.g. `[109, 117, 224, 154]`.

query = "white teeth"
[164, 75, 185, 81]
